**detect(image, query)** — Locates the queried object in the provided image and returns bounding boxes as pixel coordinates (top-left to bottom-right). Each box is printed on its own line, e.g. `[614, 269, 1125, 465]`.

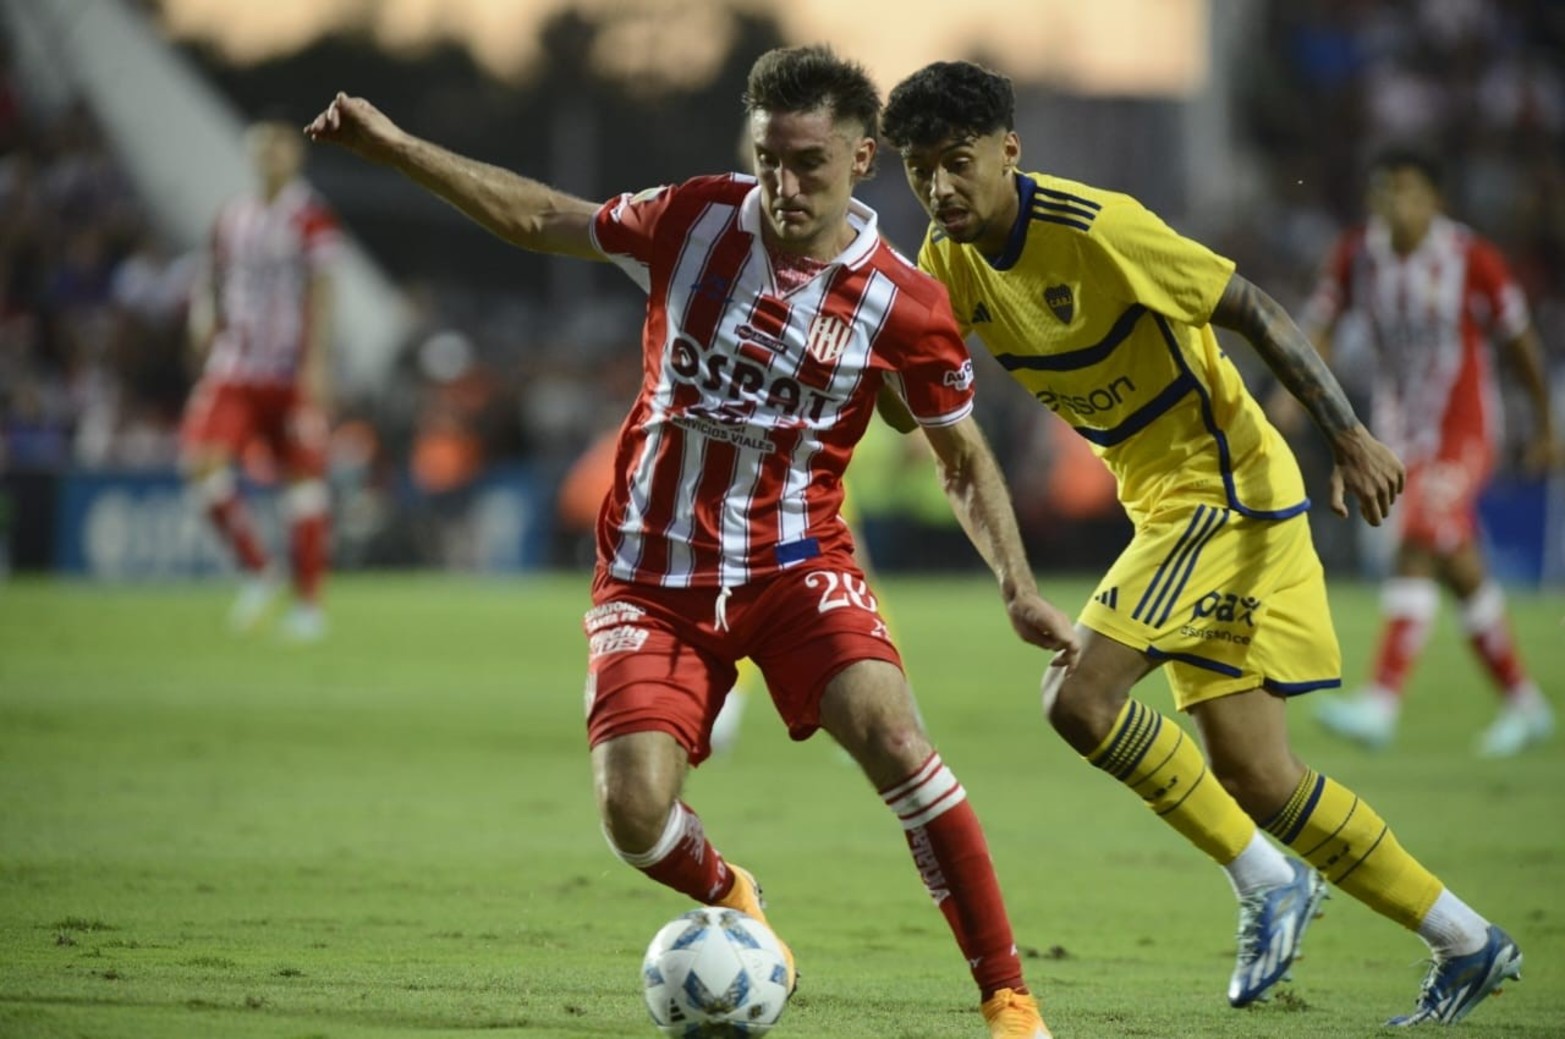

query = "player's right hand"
[304, 93, 403, 164]
[1329, 423, 1405, 526]
[1006, 592, 1081, 672]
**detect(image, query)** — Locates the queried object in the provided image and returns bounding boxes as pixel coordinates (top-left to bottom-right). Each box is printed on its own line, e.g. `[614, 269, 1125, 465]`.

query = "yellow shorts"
[1080, 504, 1342, 710]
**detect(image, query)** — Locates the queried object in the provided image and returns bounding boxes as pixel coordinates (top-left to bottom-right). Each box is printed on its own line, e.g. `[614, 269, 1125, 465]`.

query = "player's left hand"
[1329, 422, 1405, 526]
[304, 92, 405, 165]
[1006, 592, 1080, 672]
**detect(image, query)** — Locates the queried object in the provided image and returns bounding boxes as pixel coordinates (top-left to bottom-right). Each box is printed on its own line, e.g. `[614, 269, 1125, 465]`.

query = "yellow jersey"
[917, 172, 1307, 524]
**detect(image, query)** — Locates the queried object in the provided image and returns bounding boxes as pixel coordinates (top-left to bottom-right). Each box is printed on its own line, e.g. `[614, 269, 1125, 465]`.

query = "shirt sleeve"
[1082, 196, 1236, 325]
[1467, 237, 1531, 342]
[916, 234, 975, 339]
[889, 286, 977, 428]
[300, 202, 340, 271]
[591, 184, 677, 293]
[1301, 230, 1357, 333]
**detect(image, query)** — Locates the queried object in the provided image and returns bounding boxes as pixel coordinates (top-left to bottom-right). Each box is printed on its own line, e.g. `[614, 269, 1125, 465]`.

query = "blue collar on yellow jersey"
[984, 172, 1037, 272]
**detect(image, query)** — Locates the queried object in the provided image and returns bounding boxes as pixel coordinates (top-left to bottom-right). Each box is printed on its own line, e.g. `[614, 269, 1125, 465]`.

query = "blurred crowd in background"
[2, 0, 1562, 573]
[1233, 0, 1565, 391]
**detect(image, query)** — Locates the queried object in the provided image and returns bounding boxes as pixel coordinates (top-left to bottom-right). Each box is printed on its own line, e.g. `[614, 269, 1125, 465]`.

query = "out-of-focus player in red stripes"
[1301, 148, 1558, 757]
[182, 120, 337, 642]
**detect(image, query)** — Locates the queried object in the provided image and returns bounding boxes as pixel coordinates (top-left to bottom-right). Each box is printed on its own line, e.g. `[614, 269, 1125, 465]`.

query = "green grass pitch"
[1, 572, 1561, 1038]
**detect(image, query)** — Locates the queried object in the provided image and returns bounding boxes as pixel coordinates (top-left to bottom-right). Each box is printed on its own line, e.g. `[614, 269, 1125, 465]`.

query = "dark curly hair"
[883, 61, 1014, 151]
[743, 45, 881, 143]
[1370, 146, 1443, 191]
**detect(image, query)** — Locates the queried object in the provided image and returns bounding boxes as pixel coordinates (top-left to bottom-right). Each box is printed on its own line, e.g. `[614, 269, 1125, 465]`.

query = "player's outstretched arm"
[304, 92, 601, 260]
[920, 415, 1080, 669]
[1503, 325, 1561, 474]
[1211, 273, 1405, 526]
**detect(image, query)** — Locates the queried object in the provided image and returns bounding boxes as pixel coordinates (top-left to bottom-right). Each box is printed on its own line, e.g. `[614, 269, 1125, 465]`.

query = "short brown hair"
[743, 45, 881, 143]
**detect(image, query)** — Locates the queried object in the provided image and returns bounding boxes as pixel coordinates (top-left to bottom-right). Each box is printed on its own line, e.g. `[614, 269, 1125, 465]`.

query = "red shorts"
[583, 555, 903, 765]
[1399, 439, 1493, 554]
[181, 380, 327, 476]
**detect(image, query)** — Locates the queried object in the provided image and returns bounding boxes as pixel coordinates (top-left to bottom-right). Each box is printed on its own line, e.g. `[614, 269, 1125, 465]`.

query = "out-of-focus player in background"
[307, 44, 1077, 1039]
[1301, 148, 1557, 757]
[883, 60, 1521, 1027]
[182, 120, 337, 642]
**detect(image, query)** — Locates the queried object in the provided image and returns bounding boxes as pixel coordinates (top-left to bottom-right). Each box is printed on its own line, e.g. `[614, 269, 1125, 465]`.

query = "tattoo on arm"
[1211, 274, 1357, 438]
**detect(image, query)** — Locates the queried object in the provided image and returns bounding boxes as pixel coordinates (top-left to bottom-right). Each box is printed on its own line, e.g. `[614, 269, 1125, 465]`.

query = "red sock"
[882, 753, 1024, 1000]
[290, 514, 328, 603]
[1462, 583, 1529, 694]
[619, 802, 732, 904]
[206, 496, 268, 573]
[1371, 578, 1439, 696]
[285, 480, 330, 604]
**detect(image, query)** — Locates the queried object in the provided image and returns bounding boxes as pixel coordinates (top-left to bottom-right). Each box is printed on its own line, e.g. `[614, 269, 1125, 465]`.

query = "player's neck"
[975, 174, 1022, 257]
[1389, 218, 1433, 256]
[762, 221, 854, 264]
[260, 177, 291, 203]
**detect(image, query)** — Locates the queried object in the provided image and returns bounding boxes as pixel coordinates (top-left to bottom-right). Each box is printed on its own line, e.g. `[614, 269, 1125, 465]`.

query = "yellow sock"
[1264, 769, 1442, 930]
[1087, 699, 1253, 864]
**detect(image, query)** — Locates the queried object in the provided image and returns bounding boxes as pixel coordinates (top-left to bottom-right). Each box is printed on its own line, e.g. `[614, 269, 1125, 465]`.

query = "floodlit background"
[0, 0, 1561, 579]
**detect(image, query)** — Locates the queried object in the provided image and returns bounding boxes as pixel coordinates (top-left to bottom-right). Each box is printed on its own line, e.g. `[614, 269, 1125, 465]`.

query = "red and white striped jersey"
[204, 180, 338, 385]
[1305, 214, 1530, 465]
[590, 174, 976, 588]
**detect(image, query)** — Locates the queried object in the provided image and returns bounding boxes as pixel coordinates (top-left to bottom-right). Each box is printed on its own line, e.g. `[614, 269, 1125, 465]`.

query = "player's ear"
[853, 136, 876, 179]
[1002, 131, 1021, 173]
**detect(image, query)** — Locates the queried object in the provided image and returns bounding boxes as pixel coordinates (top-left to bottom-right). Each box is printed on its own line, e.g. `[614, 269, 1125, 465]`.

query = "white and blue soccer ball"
[641, 907, 792, 1037]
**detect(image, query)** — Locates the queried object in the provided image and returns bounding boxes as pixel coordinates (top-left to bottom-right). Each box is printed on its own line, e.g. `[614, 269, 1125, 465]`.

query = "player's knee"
[1042, 669, 1122, 753]
[851, 715, 929, 774]
[284, 479, 329, 519]
[597, 776, 676, 856]
[819, 661, 928, 777]
[190, 465, 236, 505]
[1040, 667, 1067, 721]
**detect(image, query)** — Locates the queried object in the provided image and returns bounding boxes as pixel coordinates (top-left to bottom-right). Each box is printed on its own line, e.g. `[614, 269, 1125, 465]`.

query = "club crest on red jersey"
[806, 314, 853, 364]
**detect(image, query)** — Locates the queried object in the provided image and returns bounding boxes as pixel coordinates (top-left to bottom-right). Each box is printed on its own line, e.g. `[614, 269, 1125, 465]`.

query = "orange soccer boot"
[981, 987, 1054, 1039]
[714, 864, 796, 993]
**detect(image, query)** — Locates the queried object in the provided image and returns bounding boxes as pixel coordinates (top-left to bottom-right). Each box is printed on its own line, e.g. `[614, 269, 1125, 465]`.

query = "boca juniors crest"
[806, 314, 853, 364]
[1044, 284, 1075, 324]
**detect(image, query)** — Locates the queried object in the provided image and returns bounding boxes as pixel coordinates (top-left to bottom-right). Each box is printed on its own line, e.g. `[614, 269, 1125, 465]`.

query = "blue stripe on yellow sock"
[1091, 701, 1162, 779]
[1155, 758, 1211, 817]
[1263, 770, 1326, 845]
[1333, 823, 1390, 886]
[1110, 710, 1163, 780]
[1298, 796, 1360, 862]
[1091, 701, 1146, 776]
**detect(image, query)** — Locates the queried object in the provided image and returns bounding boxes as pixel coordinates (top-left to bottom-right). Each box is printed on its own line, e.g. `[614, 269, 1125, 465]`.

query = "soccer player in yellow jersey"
[882, 61, 1521, 1027]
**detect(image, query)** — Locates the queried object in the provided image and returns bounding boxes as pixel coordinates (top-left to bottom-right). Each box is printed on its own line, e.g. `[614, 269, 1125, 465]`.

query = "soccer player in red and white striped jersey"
[182, 120, 336, 641]
[1302, 149, 1557, 757]
[309, 45, 1076, 1039]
